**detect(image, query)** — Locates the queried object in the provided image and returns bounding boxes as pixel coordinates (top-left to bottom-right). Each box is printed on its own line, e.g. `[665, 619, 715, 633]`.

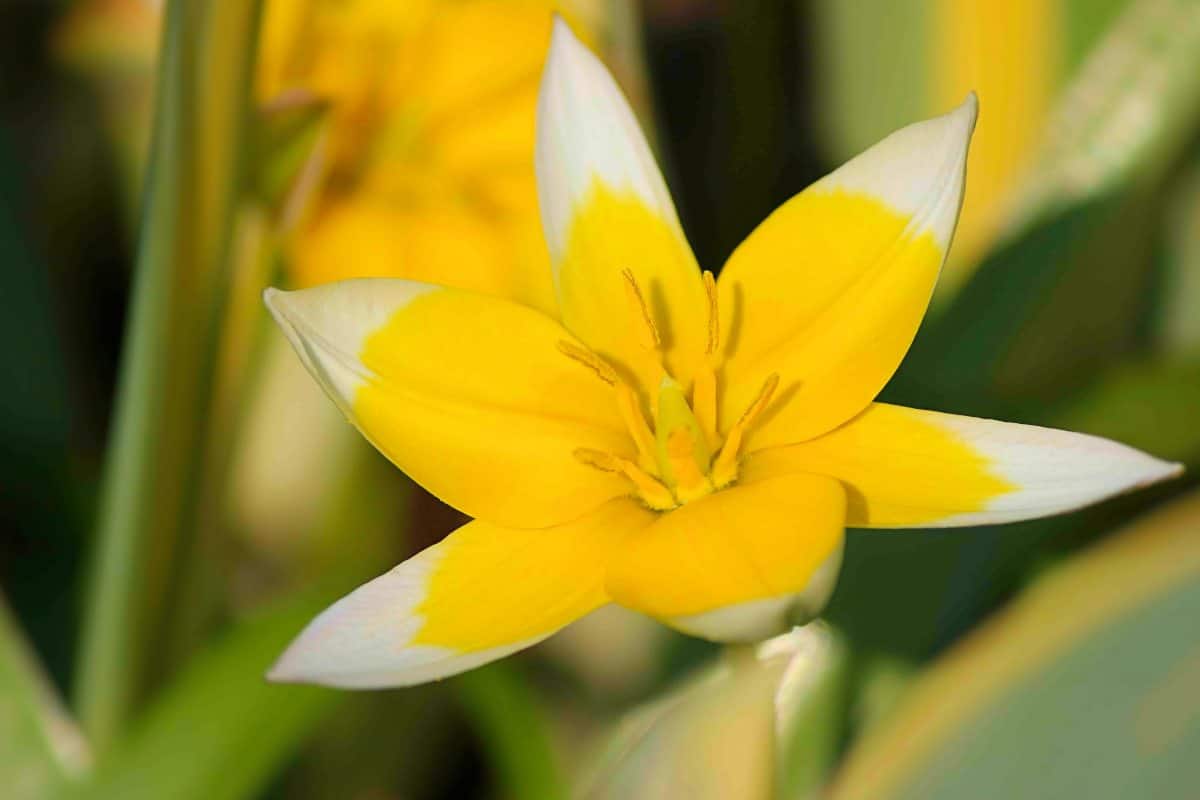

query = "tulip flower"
[263, 20, 1180, 688]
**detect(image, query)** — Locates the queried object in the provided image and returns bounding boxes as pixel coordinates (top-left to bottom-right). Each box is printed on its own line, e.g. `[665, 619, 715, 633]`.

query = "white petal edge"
[535, 16, 682, 264]
[929, 413, 1183, 528]
[671, 546, 844, 642]
[813, 92, 978, 252]
[267, 545, 550, 689]
[263, 279, 437, 417]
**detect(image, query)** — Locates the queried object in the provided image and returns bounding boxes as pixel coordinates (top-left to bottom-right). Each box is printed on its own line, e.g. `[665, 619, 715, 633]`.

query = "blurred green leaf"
[1054, 358, 1200, 464]
[454, 663, 566, 800]
[69, 592, 338, 800]
[1009, 0, 1200, 230]
[74, 0, 265, 750]
[0, 598, 89, 800]
[1161, 159, 1200, 355]
[831, 492, 1200, 800]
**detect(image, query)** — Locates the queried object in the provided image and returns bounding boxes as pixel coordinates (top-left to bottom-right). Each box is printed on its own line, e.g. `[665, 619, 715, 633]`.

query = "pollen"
[621, 268, 661, 351]
[574, 448, 677, 511]
[557, 340, 618, 385]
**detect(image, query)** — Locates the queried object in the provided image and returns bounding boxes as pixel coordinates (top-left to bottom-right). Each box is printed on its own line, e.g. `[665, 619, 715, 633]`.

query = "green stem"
[74, 0, 264, 752]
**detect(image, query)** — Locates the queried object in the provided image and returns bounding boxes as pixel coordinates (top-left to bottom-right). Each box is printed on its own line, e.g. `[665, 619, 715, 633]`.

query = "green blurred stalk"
[454, 664, 567, 800]
[74, 0, 264, 752]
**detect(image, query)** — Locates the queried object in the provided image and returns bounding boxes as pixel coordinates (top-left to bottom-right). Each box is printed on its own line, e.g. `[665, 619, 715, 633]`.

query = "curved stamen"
[621, 268, 661, 351]
[558, 340, 618, 385]
[711, 373, 779, 488]
[702, 270, 719, 356]
[574, 448, 677, 510]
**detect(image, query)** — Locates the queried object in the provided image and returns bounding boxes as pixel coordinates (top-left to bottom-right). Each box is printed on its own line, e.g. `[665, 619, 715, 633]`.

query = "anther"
[574, 448, 677, 511]
[621, 268, 661, 351]
[558, 340, 617, 385]
[692, 367, 718, 447]
[710, 373, 779, 488]
[702, 270, 719, 356]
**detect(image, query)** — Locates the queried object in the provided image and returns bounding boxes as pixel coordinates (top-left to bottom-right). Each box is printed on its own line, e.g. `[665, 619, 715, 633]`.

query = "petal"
[718, 95, 978, 448]
[605, 474, 846, 642]
[269, 498, 656, 688]
[536, 18, 708, 393]
[745, 403, 1183, 528]
[265, 278, 632, 528]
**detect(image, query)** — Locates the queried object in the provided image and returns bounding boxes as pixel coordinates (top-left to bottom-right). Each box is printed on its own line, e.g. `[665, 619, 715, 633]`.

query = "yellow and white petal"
[536, 18, 708, 393]
[265, 278, 632, 529]
[718, 95, 978, 449]
[269, 498, 656, 688]
[744, 403, 1183, 528]
[605, 473, 846, 642]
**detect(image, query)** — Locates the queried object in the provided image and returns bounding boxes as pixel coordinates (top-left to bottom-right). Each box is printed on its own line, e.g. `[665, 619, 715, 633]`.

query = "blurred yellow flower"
[931, 0, 1060, 291]
[264, 0, 604, 315]
[263, 22, 1179, 689]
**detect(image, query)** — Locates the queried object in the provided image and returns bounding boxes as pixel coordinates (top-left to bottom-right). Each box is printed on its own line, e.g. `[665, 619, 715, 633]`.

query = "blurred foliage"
[830, 491, 1200, 800]
[1, 0, 1198, 797]
[0, 598, 89, 800]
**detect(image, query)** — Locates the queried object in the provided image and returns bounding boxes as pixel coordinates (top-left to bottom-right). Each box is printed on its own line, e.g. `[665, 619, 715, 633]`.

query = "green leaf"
[69, 592, 339, 800]
[1053, 358, 1200, 464]
[831, 492, 1200, 800]
[74, 0, 265, 750]
[0, 598, 89, 800]
[1160, 160, 1200, 356]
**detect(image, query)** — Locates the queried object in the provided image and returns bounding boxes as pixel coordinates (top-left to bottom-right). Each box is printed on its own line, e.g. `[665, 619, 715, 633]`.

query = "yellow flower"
[263, 21, 1180, 688]
[267, 0, 597, 316]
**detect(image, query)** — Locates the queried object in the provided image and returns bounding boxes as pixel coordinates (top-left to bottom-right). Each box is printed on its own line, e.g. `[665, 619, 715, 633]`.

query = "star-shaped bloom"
[263, 20, 1180, 688]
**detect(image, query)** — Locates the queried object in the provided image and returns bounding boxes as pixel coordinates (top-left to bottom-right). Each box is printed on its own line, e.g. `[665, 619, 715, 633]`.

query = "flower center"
[561, 270, 778, 511]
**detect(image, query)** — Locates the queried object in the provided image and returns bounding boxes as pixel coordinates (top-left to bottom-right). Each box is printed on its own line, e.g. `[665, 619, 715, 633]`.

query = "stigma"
[563, 270, 778, 511]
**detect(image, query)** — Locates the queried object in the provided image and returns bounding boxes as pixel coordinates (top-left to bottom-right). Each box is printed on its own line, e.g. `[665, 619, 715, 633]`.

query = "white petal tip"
[264, 636, 324, 686]
[1145, 459, 1185, 486]
[954, 91, 980, 133]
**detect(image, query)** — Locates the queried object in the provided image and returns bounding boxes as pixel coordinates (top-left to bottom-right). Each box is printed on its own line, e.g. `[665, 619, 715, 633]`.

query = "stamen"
[710, 373, 779, 488]
[692, 366, 718, 447]
[621, 268, 661, 351]
[702, 270, 719, 356]
[558, 340, 617, 386]
[574, 448, 677, 511]
[616, 383, 657, 470]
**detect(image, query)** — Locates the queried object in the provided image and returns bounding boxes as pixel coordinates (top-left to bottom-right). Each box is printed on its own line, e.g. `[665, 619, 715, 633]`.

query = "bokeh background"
[2, 1, 1199, 798]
